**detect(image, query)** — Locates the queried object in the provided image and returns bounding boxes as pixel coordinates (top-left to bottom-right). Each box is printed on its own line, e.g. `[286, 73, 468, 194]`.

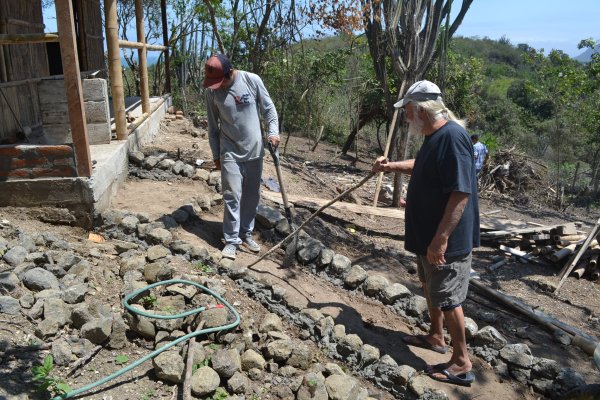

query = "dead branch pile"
[479, 148, 547, 198]
[481, 220, 600, 284]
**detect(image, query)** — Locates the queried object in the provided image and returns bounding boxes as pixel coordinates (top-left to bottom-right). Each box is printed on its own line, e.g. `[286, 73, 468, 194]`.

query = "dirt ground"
[112, 117, 600, 396]
[3, 116, 599, 399]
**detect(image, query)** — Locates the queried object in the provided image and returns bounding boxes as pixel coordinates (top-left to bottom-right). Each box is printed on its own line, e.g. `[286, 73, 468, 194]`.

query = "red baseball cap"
[203, 54, 233, 89]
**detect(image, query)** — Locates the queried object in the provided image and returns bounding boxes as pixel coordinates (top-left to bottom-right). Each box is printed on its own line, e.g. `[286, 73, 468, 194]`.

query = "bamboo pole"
[104, 0, 127, 140]
[160, 0, 171, 94]
[470, 278, 599, 354]
[56, 0, 92, 177]
[373, 109, 399, 206]
[0, 33, 59, 45]
[118, 40, 166, 51]
[135, 0, 150, 114]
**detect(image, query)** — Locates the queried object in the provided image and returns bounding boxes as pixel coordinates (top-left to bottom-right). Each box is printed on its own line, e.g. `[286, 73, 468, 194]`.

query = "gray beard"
[408, 116, 424, 136]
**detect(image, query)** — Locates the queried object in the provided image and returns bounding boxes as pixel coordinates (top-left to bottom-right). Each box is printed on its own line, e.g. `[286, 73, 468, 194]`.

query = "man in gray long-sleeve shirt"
[204, 54, 280, 260]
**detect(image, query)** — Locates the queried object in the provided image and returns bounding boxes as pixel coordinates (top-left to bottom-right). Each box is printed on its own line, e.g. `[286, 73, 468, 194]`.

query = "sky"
[453, 0, 600, 57]
[43, 1, 599, 58]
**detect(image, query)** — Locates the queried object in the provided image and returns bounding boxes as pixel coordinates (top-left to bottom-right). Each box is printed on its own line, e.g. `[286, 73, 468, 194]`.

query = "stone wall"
[0, 144, 77, 181]
[38, 78, 111, 145]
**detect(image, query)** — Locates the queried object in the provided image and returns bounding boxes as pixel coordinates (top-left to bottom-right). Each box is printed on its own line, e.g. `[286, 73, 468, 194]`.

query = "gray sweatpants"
[221, 158, 263, 245]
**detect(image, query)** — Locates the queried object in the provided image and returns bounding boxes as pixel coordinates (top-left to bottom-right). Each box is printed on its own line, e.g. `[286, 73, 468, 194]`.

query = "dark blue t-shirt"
[404, 121, 480, 257]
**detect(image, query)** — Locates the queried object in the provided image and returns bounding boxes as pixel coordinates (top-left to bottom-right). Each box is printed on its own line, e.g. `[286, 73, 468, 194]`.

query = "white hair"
[416, 99, 466, 128]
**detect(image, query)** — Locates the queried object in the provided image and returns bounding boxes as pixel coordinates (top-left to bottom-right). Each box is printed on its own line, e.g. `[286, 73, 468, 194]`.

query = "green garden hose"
[51, 279, 241, 399]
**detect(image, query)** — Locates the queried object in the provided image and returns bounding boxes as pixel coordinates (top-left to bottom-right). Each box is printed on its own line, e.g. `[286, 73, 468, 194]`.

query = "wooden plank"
[261, 190, 405, 219]
[56, 0, 92, 176]
[0, 33, 59, 44]
[555, 216, 600, 293]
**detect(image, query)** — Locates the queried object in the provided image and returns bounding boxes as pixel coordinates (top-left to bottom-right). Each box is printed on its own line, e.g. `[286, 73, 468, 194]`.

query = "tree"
[308, 0, 474, 206]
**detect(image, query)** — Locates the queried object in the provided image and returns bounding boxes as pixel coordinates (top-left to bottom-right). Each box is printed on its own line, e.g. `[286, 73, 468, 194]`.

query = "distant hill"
[575, 44, 600, 62]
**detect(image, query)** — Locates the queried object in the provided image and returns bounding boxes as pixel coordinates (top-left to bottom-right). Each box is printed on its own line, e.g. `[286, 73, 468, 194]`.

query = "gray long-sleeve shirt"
[205, 70, 279, 163]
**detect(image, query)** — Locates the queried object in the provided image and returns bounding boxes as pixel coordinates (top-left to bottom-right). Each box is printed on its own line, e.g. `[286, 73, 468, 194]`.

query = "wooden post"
[55, 0, 92, 177]
[135, 0, 150, 114]
[373, 109, 399, 206]
[104, 0, 127, 140]
[161, 0, 171, 93]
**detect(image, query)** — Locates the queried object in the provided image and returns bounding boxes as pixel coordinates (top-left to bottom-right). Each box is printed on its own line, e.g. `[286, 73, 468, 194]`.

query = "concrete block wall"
[0, 144, 77, 181]
[39, 78, 111, 145]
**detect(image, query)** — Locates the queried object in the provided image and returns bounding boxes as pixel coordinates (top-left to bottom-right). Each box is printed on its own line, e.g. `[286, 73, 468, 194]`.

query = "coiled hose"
[52, 279, 241, 399]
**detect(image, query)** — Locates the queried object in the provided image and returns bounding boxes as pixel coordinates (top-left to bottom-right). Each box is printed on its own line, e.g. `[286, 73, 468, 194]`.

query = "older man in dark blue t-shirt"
[372, 80, 479, 387]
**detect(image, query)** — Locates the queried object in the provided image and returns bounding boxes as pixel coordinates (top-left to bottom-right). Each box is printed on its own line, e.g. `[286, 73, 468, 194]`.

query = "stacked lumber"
[481, 218, 600, 284]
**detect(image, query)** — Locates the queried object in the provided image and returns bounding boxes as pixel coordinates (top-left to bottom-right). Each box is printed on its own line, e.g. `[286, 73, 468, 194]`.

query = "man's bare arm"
[427, 192, 470, 265]
[372, 156, 415, 174]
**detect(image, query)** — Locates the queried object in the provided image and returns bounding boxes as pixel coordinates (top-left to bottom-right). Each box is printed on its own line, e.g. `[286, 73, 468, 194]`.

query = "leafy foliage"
[32, 355, 71, 397]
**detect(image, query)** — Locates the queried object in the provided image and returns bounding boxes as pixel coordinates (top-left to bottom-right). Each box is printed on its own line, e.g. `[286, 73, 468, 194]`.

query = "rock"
[325, 374, 361, 400]
[43, 298, 70, 327]
[343, 265, 368, 289]
[362, 275, 389, 297]
[129, 151, 145, 166]
[324, 363, 345, 376]
[108, 313, 128, 350]
[194, 168, 210, 181]
[337, 334, 363, 357]
[242, 349, 266, 371]
[3, 246, 28, 267]
[0, 272, 20, 293]
[166, 283, 197, 300]
[119, 255, 146, 277]
[406, 295, 428, 318]
[255, 204, 284, 228]
[120, 215, 140, 233]
[287, 341, 313, 369]
[153, 350, 185, 383]
[144, 262, 173, 283]
[182, 164, 195, 177]
[157, 158, 175, 170]
[51, 338, 73, 366]
[552, 367, 586, 397]
[70, 260, 91, 282]
[330, 254, 352, 275]
[227, 371, 250, 394]
[359, 344, 380, 366]
[81, 317, 112, 344]
[532, 357, 561, 380]
[199, 306, 229, 328]
[211, 348, 241, 378]
[22, 267, 60, 291]
[297, 238, 325, 264]
[147, 228, 172, 245]
[408, 374, 430, 396]
[317, 248, 334, 267]
[62, 283, 88, 304]
[464, 317, 478, 339]
[146, 245, 171, 261]
[381, 283, 411, 304]
[500, 343, 533, 369]
[266, 339, 294, 362]
[297, 372, 328, 400]
[19, 292, 35, 308]
[172, 160, 185, 175]
[259, 313, 283, 333]
[208, 171, 221, 186]
[315, 316, 334, 340]
[124, 305, 156, 339]
[473, 325, 507, 350]
[190, 366, 220, 397]
[35, 318, 59, 339]
[391, 364, 416, 385]
[171, 209, 189, 224]
[143, 155, 161, 170]
[0, 296, 20, 315]
[332, 324, 346, 342]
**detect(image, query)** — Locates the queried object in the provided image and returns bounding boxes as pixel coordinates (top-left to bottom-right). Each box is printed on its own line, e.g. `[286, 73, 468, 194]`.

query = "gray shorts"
[417, 252, 472, 309]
